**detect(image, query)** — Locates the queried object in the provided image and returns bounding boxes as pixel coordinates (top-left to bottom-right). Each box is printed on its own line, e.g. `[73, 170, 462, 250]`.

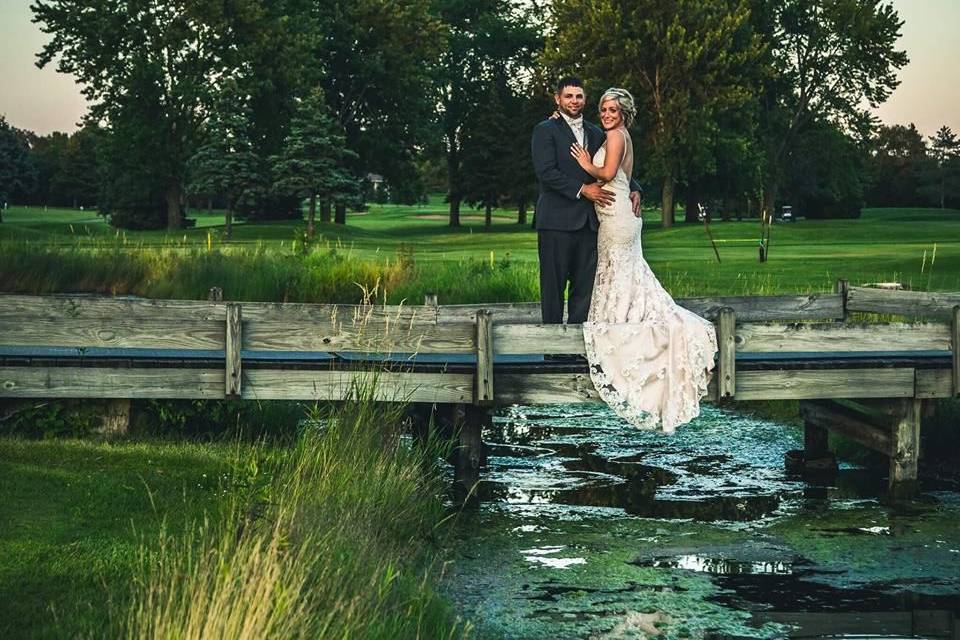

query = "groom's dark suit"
[531, 116, 640, 325]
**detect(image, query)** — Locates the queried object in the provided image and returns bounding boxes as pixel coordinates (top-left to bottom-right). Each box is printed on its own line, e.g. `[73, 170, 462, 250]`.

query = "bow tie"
[569, 118, 583, 131]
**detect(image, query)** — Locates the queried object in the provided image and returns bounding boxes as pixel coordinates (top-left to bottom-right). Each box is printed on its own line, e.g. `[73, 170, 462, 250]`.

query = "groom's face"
[555, 85, 585, 119]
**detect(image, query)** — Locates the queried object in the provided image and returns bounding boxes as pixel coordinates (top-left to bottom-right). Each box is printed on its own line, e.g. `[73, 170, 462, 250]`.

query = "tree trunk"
[762, 184, 776, 225]
[517, 198, 527, 226]
[684, 185, 700, 223]
[661, 173, 676, 228]
[224, 205, 233, 240]
[307, 194, 317, 237]
[334, 202, 346, 225]
[485, 202, 492, 229]
[166, 183, 184, 230]
[449, 196, 461, 227]
[320, 201, 331, 223]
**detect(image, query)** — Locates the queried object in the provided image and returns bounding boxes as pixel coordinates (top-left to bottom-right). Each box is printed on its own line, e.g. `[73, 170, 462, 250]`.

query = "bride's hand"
[549, 110, 560, 119]
[570, 143, 592, 171]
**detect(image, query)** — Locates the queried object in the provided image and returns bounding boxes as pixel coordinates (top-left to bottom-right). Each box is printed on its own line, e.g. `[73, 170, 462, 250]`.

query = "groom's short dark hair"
[556, 76, 584, 94]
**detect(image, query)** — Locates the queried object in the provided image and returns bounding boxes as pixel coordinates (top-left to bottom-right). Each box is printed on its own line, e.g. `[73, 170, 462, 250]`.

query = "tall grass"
[121, 387, 468, 639]
[0, 240, 537, 304]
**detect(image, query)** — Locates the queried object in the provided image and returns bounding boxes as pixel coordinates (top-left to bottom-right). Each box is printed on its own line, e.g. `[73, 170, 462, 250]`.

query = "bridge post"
[716, 308, 736, 401]
[835, 279, 849, 322]
[951, 305, 959, 397]
[889, 398, 922, 495]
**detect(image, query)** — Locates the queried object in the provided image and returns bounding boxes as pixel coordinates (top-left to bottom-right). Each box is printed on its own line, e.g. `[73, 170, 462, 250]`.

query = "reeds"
[121, 388, 468, 639]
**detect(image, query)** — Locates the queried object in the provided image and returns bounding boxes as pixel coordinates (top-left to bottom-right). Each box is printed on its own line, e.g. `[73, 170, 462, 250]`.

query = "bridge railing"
[0, 286, 957, 404]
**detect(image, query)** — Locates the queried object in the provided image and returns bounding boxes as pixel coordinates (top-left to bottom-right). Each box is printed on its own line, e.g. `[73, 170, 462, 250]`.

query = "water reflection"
[445, 403, 960, 639]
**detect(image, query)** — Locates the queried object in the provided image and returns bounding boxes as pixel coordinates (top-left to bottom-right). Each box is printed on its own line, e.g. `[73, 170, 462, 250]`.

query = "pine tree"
[271, 92, 357, 235]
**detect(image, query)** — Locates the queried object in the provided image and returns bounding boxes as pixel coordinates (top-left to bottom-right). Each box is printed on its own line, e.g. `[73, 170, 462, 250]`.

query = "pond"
[443, 405, 960, 639]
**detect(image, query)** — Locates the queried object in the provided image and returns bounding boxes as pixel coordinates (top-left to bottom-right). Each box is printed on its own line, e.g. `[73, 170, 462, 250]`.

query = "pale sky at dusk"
[1, 0, 958, 138]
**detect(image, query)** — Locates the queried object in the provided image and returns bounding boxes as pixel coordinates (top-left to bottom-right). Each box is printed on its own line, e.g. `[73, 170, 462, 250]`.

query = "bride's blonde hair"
[598, 87, 637, 128]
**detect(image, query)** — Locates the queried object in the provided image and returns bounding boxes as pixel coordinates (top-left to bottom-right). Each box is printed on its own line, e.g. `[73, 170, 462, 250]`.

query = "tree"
[864, 123, 928, 207]
[922, 126, 960, 209]
[187, 90, 265, 240]
[32, 0, 284, 229]
[545, 0, 764, 227]
[271, 91, 358, 236]
[312, 0, 443, 225]
[784, 119, 868, 218]
[435, 0, 541, 227]
[0, 117, 37, 220]
[755, 0, 908, 217]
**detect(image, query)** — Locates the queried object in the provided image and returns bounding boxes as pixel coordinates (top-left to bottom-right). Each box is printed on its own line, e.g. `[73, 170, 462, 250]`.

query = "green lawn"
[2, 200, 958, 295]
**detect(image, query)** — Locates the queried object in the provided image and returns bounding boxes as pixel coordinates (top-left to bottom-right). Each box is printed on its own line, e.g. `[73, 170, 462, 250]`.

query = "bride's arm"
[570, 129, 625, 182]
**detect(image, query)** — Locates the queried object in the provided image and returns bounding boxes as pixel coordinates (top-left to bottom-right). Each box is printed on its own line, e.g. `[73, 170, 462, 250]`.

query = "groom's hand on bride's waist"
[581, 183, 615, 207]
[630, 191, 642, 217]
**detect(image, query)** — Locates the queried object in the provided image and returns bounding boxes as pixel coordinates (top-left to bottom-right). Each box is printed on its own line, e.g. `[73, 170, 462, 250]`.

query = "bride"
[569, 88, 717, 433]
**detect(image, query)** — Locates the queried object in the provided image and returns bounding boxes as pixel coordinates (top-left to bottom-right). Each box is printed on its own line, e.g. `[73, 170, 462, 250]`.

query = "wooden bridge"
[1, 283, 958, 493]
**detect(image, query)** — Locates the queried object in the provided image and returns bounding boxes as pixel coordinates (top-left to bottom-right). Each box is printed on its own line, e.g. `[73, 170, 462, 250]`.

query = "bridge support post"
[889, 398, 922, 496]
[454, 404, 487, 498]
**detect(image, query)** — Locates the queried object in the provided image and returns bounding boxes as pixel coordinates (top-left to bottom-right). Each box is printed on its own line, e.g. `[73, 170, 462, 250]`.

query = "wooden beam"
[678, 293, 843, 322]
[734, 369, 915, 401]
[243, 320, 474, 353]
[242, 370, 473, 403]
[496, 373, 600, 404]
[800, 400, 892, 455]
[735, 322, 951, 353]
[439, 293, 844, 324]
[847, 286, 960, 319]
[889, 398, 922, 485]
[835, 279, 849, 321]
[99, 398, 131, 437]
[475, 310, 494, 406]
[0, 367, 224, 399]
[716, 308, 736, 400]
[493, 323, 586, 355]
[952, 306, 960, 396]
[225, 303, 242, 398]
[0, 318, 224, 350]
[0, 294, 225, 321]
[915, 369, 953, 399]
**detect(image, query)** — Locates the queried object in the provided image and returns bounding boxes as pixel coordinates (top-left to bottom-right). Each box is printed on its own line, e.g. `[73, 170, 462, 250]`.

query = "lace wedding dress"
[582, 130, 718, 432]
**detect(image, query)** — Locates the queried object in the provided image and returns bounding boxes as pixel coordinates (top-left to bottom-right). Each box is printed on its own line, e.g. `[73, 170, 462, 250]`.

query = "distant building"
[365, 173, 385, 191]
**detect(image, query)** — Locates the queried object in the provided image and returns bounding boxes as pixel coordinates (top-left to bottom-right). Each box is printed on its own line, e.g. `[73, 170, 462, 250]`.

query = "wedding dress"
[582, 129, 718, 432]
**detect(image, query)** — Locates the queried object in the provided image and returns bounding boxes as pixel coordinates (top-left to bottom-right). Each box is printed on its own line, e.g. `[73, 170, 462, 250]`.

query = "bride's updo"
[599, 88, 637, 128]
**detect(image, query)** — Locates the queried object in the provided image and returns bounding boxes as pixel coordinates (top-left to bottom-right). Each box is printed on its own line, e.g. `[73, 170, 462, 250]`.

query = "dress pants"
[538, 223, 598, 325]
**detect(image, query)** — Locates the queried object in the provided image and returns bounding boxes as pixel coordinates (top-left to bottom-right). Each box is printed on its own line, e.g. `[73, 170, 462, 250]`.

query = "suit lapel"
[555, 117, 578, 148]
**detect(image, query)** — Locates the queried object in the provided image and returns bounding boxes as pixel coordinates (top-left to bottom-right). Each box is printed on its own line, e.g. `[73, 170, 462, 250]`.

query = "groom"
[531, 76, 642, 325]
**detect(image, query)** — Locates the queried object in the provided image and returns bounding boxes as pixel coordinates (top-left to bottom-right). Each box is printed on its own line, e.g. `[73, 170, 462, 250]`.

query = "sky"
[1, 0, 958, 138]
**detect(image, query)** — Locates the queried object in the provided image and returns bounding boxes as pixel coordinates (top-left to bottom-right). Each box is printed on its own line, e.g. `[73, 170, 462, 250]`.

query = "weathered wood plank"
[242, 370, 474, 403]
[0, 318, 225, 350]
[800, 399, 892, 455]
[0, 367, 224, 398]
[678, 293, 844, 322]
[736, 322, 951, 353]
[243, 320, 475, 353]
[890, 398, 922, 484]
[496, 373, 600, 404]
[847, 286, 960, 319]
[438, 294, 844, 323]
[915, 369, 953, 399]
[493, 324, 586, 355]
[0, 294, 440, 324]
[734, 369, 915, 400]
[717, 308, 736, 400]
[475, 310, 494, 406]
[0, 294, 226, 321]
[836, 279, 849, 321]
[439, 303, 542, 324]
[225, 303, 242, 398]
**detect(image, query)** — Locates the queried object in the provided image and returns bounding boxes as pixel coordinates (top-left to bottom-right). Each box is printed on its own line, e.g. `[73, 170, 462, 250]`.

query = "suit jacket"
[531, 117, 641, 232]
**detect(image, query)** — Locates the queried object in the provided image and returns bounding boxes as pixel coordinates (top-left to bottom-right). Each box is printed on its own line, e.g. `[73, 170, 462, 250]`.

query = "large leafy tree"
[271, 91, 357, 236]
[864, 123, 928, 207]
[435, 0, 541, 227]
[31, 0, 303, 229]
[545, 0, 764, 227]
[311, 0, 443, 224]
[755, 0, 908, 217]
[0, 117, 38, 220]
